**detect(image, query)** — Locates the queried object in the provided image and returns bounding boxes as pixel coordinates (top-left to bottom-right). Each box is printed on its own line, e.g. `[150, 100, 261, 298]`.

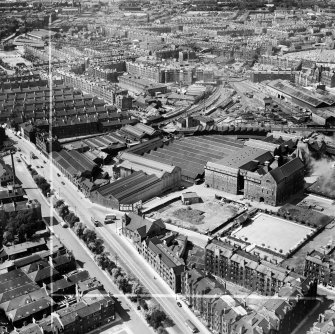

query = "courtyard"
[233, 213, 315, 255]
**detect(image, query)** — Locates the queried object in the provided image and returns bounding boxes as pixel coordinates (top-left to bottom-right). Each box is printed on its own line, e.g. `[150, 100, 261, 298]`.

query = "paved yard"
[233, 213, 315, 255]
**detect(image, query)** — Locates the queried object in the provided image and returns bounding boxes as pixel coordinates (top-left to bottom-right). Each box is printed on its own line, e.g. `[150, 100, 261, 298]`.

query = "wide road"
[4, 139, 153, 334]
[9, 130, 212, 334]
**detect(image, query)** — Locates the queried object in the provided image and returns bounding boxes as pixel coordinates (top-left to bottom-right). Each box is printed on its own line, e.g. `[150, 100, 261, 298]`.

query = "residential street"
[7, 131, 212, 334]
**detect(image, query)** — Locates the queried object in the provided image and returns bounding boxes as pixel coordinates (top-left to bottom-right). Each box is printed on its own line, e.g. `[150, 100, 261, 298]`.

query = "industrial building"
[90, 151, 181, 210]
[266, 79, 335, 110]
[51, 150, 98, 183]
[90, 171, 159, 211]
[139, 135, 245, 184]
[117, 152, 181, 193]
[205, 143, 305, 206]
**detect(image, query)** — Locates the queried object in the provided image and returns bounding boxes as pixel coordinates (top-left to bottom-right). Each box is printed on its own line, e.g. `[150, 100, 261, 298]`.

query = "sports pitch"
[233, 213, 315, 255]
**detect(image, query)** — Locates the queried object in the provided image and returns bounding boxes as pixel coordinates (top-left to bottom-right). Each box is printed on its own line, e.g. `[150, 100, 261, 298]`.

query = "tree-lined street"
[7, 130, 212, 334]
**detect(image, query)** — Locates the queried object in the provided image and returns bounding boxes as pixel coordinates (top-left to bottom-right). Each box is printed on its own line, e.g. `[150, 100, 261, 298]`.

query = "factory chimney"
[10, 150, 16, 187]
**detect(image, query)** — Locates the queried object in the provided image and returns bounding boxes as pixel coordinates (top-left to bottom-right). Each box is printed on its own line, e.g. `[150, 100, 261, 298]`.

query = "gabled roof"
[269, 157, 304, 183]
[6, 296, 54, 323]
[125, 212, 164, 237]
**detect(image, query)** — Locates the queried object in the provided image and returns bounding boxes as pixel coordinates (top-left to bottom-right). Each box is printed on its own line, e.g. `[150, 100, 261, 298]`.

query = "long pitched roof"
[96, 171, 161, 203]
[119, 152, 176, 174]
[269, 157, 304, 183]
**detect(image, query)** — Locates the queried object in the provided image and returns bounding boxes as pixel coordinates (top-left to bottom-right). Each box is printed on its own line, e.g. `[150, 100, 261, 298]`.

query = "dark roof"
[47, 278, 75, 293]
[96, 171, 160, 204]
[6, 297, 55, 323]
[0, 282, 39, 304]
[269, 157, 304, 183]
[52, 150, 96, 175]
[67, 270, 90, 284]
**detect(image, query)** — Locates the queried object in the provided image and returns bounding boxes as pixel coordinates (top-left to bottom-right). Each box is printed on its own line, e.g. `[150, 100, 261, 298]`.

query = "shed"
[181, 192, 201, 205]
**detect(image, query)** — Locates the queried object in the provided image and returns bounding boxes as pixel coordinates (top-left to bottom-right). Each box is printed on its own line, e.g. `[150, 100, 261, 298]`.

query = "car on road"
[137, 305, 141, 310]
[61, 181, 65, 185]
[57, 173, 60, 177]
[177, 302, 182, 307]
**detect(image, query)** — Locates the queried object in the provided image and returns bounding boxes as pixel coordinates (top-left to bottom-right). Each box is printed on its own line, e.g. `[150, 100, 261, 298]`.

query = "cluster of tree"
[53, 199, 80, 227]
[29, 169, 51, 196]
[145, 306, 172, 332]
[65, 206, 171, 332]
[73, 222, 105, 255]
[2, 210, 43, 245]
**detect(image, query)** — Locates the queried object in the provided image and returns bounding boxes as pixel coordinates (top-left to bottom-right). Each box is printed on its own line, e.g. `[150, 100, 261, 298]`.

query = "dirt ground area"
[282, 221, 335, 274]
[297, 194, 335, 217]
[0, 51, 32, 67]
[151, 199, 243, 234]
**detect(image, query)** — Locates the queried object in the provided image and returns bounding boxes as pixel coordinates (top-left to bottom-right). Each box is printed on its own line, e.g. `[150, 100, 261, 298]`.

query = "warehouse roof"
[119, 152, 176, 174]
[267, 80, 334, 108]
[207, 147, 271, 170]
[52, 150, 97, 176]
[96, 171, 161, 204]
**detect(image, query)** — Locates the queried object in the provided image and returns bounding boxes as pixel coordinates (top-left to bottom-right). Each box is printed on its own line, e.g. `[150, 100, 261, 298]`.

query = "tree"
[145, 307, 167, 329]
[40, 183, 50, 196]
[95, 252, 110, 270]
[111, 267, 122, 281]
[54, 199, 64, 208]
[106, 259, 116, 274]
[130, 281, 144, 302]
[82, 228, 96, 244]
[58, 205, 69, 218]
[73, 222, 85, 238]
[140, 298, 148, 310]
[93, 238, 104, 254]
[64, 212, 79, 227]
[116, 276, 131, 293]
[33, 175, 46, 186]
[3, 231, 14, 244]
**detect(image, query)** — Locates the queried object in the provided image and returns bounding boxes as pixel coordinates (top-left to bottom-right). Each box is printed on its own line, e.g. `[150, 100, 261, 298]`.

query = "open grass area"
[173, 208, 204, 224]
[233, 213, 315, 255]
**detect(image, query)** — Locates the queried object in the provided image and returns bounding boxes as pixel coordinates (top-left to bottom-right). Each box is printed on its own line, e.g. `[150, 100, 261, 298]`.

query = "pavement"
[8, 130, 212, 334]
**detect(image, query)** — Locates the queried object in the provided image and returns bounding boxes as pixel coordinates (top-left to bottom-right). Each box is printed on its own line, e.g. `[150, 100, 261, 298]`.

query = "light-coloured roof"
[119, 152, 176, 174]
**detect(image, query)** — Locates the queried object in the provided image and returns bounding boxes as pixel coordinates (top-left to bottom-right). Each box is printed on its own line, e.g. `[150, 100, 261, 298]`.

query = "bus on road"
[104, 214, 116, 224]
[185, 320, 198, 333]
